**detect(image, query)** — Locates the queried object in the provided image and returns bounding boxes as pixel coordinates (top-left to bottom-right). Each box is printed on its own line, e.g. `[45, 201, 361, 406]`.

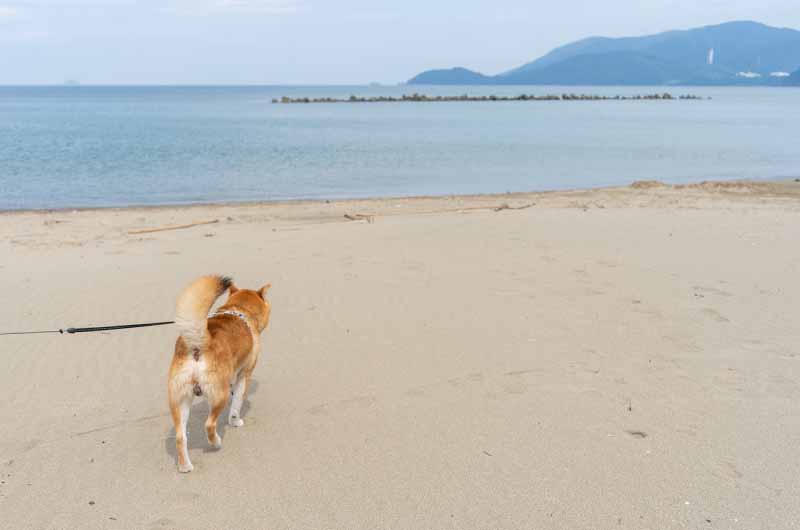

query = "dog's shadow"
[164, 379, 260, 460]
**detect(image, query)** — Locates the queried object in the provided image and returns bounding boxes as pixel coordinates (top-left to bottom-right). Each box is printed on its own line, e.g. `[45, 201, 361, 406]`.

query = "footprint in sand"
[401, 260, 427, 272]
[308, 404, 329, 415]
[504, 368, 542, 377]
[502, 380, 527, 395]
[625, 430, 648, 439]
[148, 517, 176, 529]
[406, 372, 484, 397]
[702, 308, 730, 323]
[693, 286, 733, 297]
[308, 394, 377, 415]
[596, 259, 620, 268]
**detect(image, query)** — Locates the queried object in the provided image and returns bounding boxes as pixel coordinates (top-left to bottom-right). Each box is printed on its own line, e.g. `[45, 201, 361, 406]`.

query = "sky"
[0, 0, 799, 85]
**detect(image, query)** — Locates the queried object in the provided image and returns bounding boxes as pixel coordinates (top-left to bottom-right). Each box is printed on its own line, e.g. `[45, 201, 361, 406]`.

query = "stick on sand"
[344, 214, 376, 224]
[128, 219, 220, 235]
[493, 203, 535, 212]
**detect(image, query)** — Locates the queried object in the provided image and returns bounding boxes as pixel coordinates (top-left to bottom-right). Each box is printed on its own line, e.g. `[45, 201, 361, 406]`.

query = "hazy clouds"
[1, 0, 798, 84]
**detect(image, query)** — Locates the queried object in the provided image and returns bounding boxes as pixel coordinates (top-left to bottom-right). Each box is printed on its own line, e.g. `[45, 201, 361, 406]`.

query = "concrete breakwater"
[273, 93, 706, 104]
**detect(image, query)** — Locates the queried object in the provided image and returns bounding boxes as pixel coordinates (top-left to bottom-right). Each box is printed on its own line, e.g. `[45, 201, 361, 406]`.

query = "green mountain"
[408, 67, 491, 85]
[409, 21, 800, 86]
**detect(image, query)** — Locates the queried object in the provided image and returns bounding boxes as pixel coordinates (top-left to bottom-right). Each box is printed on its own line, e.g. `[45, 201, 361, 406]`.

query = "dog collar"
[213, 310, 255, 332]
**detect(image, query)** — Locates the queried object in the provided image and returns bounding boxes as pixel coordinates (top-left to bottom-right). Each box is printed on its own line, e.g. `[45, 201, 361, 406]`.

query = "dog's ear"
[228, 282, 239, 295]
[257, 284, 272, 300]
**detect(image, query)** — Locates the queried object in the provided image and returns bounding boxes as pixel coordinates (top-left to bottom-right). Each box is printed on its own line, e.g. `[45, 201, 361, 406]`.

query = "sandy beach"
[1, 180, 799, 530]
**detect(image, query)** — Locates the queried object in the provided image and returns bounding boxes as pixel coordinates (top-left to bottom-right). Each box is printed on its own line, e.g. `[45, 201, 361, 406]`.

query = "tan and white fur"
[168, 275, 272, 473]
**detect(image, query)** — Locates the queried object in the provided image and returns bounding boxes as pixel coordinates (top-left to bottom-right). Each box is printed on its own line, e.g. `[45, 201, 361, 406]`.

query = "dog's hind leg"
[205, 392, 227, 450]
[228, 375, 248, 427]
[169, 390, 194, 473]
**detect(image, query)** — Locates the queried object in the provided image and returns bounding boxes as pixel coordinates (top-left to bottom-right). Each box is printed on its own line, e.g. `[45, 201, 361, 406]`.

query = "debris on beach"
[344, 213, 376, 224]
[630, 180, 667, 189]
[127, 219, 220, 235]
[680, 181, 757, 193]
[493, 203, 535, 212]
[626, 430, 648, 438]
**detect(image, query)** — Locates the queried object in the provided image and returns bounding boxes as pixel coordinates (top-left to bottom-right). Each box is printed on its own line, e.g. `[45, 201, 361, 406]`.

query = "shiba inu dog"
[168, 275, 272, 473]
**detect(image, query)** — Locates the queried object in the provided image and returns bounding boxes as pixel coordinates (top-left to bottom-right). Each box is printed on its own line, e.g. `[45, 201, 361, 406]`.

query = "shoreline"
[2, 176, 799, 216]
[3, 178, 798, 252]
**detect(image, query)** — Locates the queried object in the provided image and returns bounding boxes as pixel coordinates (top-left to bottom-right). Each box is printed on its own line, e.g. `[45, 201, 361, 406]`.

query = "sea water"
[0, 85, 798, 210]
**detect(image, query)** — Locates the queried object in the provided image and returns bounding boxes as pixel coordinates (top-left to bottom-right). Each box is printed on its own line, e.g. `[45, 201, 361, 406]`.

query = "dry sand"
[1, 181, 799, 529]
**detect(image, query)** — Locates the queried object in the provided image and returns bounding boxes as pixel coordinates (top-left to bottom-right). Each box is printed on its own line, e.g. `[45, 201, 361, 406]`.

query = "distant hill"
[407, 67, 491, 85]
[409, 21, 800, 86]
[789, 69, 800, 85]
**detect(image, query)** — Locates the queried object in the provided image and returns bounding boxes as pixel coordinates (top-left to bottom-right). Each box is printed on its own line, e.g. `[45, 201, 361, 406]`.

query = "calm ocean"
[0, 85, 798, 210]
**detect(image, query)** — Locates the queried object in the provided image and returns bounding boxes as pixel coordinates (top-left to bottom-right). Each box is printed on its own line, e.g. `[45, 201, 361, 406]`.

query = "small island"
[273, 93, 705, 104]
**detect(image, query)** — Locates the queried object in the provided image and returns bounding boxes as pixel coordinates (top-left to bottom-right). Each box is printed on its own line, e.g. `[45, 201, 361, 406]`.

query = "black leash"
[0, 321, 175, 336]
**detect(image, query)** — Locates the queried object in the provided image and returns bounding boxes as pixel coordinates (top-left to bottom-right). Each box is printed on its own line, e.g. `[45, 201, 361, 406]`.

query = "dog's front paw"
[229, 417, 244, 427]
[178, 462, 194, 473]
[208, 434, 222, 450]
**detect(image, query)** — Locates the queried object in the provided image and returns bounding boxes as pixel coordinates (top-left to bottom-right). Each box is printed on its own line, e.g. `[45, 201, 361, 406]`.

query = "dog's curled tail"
[175, 275, 233, 351]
